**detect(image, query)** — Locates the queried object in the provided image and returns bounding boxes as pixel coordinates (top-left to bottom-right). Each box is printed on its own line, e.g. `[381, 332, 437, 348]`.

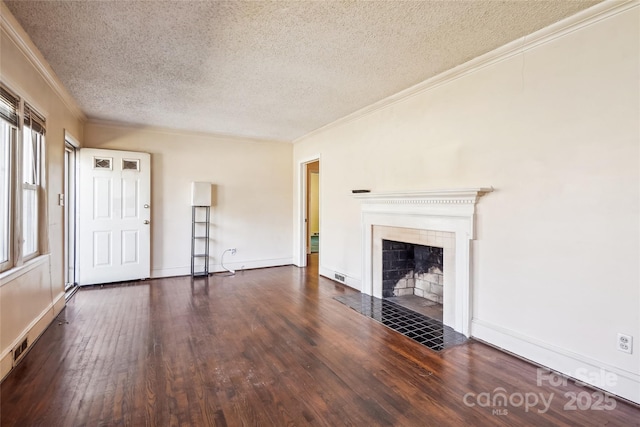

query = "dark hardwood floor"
[1, 255, 638, 426]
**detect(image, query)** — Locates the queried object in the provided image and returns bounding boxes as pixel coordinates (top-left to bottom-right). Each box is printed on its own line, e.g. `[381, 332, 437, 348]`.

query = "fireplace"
[382, 240, 443, 302]
[374, 225, 455, 324]
[354, 189, 491, 336]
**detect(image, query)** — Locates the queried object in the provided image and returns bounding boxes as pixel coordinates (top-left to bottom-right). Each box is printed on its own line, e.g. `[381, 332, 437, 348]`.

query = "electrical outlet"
[617, 333, 632, 354]
[230, 248, 236, 255]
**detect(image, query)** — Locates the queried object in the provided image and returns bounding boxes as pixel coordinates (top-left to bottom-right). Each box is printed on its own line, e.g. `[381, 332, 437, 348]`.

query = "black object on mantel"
[352, 189, 371, 193]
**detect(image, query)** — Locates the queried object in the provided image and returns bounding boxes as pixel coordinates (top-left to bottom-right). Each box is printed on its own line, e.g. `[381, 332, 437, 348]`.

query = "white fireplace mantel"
[353, 188, 493, 205]
[354, 188, 492, 336]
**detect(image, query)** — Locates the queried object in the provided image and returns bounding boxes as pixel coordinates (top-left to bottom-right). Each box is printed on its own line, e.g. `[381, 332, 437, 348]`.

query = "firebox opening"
[382, 239, 443, 321]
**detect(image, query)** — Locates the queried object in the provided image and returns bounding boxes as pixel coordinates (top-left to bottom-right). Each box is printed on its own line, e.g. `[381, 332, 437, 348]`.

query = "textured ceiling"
[5, 0, 601, 141]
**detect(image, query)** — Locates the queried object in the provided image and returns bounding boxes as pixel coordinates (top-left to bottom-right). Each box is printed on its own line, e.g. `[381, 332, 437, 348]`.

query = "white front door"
[78, 148, 151, 285]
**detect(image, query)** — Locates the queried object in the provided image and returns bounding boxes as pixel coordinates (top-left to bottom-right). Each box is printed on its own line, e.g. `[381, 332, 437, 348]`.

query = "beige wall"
[84, 123, 293, 277]
[0, 10, 84, 379]
[293, 5, 639, 402]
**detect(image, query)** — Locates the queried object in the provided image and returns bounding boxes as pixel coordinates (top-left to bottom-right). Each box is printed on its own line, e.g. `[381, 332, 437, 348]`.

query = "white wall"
[0, 4, 84, 379]
[293, 4, 639, 403]
[84, 123, 293, 277]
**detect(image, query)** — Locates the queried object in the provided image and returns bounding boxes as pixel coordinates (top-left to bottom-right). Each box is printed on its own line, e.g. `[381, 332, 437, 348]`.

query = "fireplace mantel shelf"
[352, 188, 493, 204]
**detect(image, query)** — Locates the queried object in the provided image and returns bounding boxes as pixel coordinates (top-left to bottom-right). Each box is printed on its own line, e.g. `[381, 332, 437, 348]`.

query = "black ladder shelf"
[191, 205, 210, 277]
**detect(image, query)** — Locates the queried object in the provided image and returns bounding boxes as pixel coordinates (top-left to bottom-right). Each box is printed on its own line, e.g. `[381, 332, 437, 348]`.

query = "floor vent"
[334, 273, 346, 283]
[13, 338, 28, 364]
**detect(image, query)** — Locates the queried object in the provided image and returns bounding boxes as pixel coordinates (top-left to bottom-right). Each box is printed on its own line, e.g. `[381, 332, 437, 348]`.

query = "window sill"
[0, 254, 49, 287]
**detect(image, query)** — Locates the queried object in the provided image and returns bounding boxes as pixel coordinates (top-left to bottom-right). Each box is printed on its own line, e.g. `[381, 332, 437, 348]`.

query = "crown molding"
[0, 3, 86, 122]
[86, 118, 291, 145]
[294, 0, 638, 144]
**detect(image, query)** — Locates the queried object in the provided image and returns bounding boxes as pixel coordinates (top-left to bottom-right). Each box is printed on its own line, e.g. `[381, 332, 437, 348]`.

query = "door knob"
[144, 204, 150, 208]
[144, 220, 150, 224]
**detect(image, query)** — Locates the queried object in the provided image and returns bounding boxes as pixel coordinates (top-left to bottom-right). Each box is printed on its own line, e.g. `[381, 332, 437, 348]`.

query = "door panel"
[93, 231, 112, 267]
[121, 178, 138, 218]
[121, 230, 139, 264]
[79, 148, 150, 285]
[93, 177, 112, 219]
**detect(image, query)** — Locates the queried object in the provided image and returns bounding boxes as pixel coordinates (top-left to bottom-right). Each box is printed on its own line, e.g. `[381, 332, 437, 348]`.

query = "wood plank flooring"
[1, 256, 639, 426]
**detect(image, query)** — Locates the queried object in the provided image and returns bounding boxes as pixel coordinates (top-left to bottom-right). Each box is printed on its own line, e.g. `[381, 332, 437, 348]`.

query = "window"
[22, 104, 45, 260]
[0, 83, 46, 272]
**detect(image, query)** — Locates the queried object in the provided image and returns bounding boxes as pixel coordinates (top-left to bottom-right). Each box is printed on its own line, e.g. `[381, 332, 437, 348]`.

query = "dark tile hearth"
[334, 293, 466, 352]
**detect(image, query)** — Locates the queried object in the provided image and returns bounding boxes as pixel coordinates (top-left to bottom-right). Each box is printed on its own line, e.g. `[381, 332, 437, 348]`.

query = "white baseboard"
[471, 318, 640, 405]
[52, 291, 65, 315]
[213, 257, 293, 273]
[319, 266, 361, 290]
[1, 290, 66, 381]
[151, 257, 294, 279]
[151, 266, 191, 278]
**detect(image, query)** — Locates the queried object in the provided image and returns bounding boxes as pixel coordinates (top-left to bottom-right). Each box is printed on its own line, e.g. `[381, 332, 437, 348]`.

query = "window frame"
[0, 120, 16, 272]
[0, 82, 46, 273]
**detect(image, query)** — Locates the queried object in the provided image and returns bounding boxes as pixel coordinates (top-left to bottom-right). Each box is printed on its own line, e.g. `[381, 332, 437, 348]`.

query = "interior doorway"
[306, 161, 319, 255]
[63, 135, 78, 293]
[298, 158, 320, 268]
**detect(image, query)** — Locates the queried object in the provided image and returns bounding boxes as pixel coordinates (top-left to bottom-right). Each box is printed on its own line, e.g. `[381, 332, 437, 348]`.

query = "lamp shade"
[191, 182, 211, 206]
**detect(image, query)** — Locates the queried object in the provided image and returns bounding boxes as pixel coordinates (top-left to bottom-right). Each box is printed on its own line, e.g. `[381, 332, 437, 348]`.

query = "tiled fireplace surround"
[354, 189, 491, 336]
